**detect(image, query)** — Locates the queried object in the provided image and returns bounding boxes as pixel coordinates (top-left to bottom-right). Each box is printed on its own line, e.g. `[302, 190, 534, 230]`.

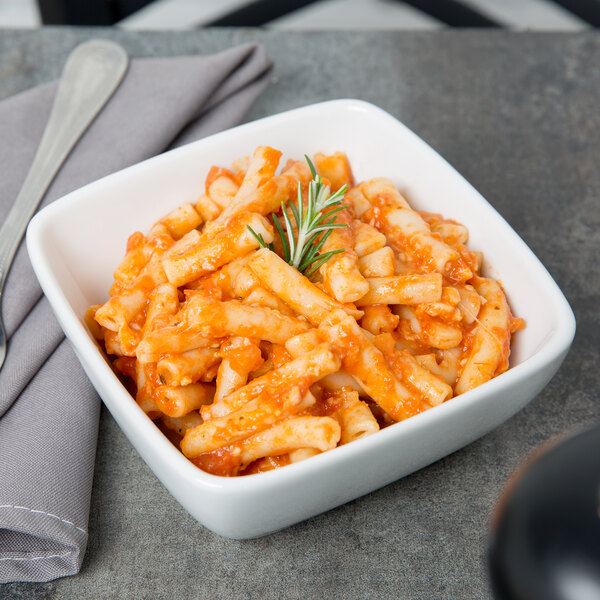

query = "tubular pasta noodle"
[314, 151, 354, 192]
[92, 146, 523, 477]
[159, 203, 202, 239]
[319, 310, 424, 421]
[112, 231, 152, 288]
[455, 277, 520, 394]
[162, 212, 274, 287]
[374, 333, 452, 407]
[181, 295, 310, 344]
[268, 343, 292, 368]
[396, 305, 464, 350]
[237, 416, 341, 468]
[357, 246, 396, 278]
[284, 329, 322, 358]
[289, 448, 321, 463]
[211, 154, 311, 229]
[195, 194, 221, 221]
[104, 329, 128, 357]
[200, 344, 340, 421]
[358, 178, 472, 283]
[212, 174, 290, 227]
[156, 347, 221, 387]
[232, 265, 261, 297]
[98, 250, 173, 334]
[135, 362, 160, 415]
[248, 248, 363, 324]
[232, 265, 295, 316]
[242, 287, 294, 315]
[325, 388, 379, 444]
[141, 283, 179, 340]
[154, 382, 215, 418]
[164, 229, 202, 261]
[136, 328, 217, 364]
[320, 371, 366, 397]
[219, 336, 264, 378]
[211, 337, 264, 417]
[109, 225, 173, 294]
[190, 253, 254, 299]
[213, 360, 250, 407]
[456, 284, 482, 325]
[337, 400, 379, 444]
[356, 274, 443, 307]
[182, 386, 309, 456]
[232, 146, 282, 201]
[85, 305, 104, 341]
[95, 287, 148, 333]
[319, 207, 369, 303]
[360, 304, 399, 336]
[415, 348, 462, 387]
[352, 220, 387, 257]
[191, 410, 335, 476]
[344, 187, 371, 217]
[419, 212, 470, 246]
[431, 222, 469, 246]
[161, 412, 204, 436]
[137, 298, 305, 362]
[205, 166, 240, 209]
[416, 300, 462, 323]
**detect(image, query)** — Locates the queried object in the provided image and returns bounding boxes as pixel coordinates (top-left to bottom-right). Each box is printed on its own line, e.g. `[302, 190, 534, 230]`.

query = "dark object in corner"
[489, 424, 600, 600]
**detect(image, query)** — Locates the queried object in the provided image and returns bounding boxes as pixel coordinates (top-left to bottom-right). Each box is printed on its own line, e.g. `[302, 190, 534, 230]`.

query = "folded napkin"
[0, 41, 273, 583]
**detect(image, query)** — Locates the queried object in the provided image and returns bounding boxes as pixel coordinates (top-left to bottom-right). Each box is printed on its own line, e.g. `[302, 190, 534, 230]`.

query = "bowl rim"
[26, 98, 576, 492]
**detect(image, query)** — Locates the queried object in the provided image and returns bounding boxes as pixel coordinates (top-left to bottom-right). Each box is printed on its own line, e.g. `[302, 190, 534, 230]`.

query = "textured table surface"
[1, 27, 599, 600]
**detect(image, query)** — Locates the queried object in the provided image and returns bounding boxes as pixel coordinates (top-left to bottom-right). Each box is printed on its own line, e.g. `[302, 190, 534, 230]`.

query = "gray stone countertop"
[1, 27, 599, 600]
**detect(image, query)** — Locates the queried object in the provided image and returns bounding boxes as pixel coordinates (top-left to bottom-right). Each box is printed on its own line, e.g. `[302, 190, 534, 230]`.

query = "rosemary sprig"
[247, 155, 348, 277]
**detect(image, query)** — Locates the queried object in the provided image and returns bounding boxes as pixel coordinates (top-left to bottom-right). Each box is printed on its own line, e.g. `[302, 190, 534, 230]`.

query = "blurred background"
[0, 0, 598, 30]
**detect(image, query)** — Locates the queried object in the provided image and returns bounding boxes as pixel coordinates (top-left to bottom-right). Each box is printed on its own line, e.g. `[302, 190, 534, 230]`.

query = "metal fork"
[0, 40, 128, 370]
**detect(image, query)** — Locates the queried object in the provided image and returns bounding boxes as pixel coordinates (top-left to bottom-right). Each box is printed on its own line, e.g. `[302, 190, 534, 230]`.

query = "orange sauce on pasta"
[366, 197, 471, 282]
[495, 324, 512, 375]
[269, 344, 292, 369]
[191, 447, 242, 477]
[204, 166, 242, 193]
[219, 337, 264, 374]
[459, 323, 478, 362]
[145, 363, 163, 388]
[113, 356, 136, 380]
[454, 244, 479, 276]
[126, 231, 145, 253]
[92, 147, 525, 477]
[185, 278, 223, 300]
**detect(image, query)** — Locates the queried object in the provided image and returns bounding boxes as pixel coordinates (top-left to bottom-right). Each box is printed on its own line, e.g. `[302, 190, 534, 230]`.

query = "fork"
[0, 39, 128, 370]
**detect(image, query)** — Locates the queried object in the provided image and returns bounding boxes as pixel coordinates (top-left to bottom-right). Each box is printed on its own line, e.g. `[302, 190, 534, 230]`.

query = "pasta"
[91, 146, 524, 477]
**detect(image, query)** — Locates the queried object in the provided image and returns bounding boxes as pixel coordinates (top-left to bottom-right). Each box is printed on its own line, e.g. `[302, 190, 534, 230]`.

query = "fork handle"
[0, 40, 128, 297]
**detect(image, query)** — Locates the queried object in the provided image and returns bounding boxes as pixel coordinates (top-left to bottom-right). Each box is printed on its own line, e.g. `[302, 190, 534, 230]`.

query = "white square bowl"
[27, 99, 575, 539]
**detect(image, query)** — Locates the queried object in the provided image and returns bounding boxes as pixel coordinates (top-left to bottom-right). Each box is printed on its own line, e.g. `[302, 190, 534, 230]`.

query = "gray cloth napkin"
[0, 41, 273, 583]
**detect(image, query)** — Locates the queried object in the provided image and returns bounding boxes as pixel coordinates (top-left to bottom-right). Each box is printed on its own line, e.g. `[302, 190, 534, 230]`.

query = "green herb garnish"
[248, 155, 348, 277]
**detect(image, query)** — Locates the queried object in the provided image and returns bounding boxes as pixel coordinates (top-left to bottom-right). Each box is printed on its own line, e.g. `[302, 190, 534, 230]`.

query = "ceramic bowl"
[26, 99, 575, 538]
